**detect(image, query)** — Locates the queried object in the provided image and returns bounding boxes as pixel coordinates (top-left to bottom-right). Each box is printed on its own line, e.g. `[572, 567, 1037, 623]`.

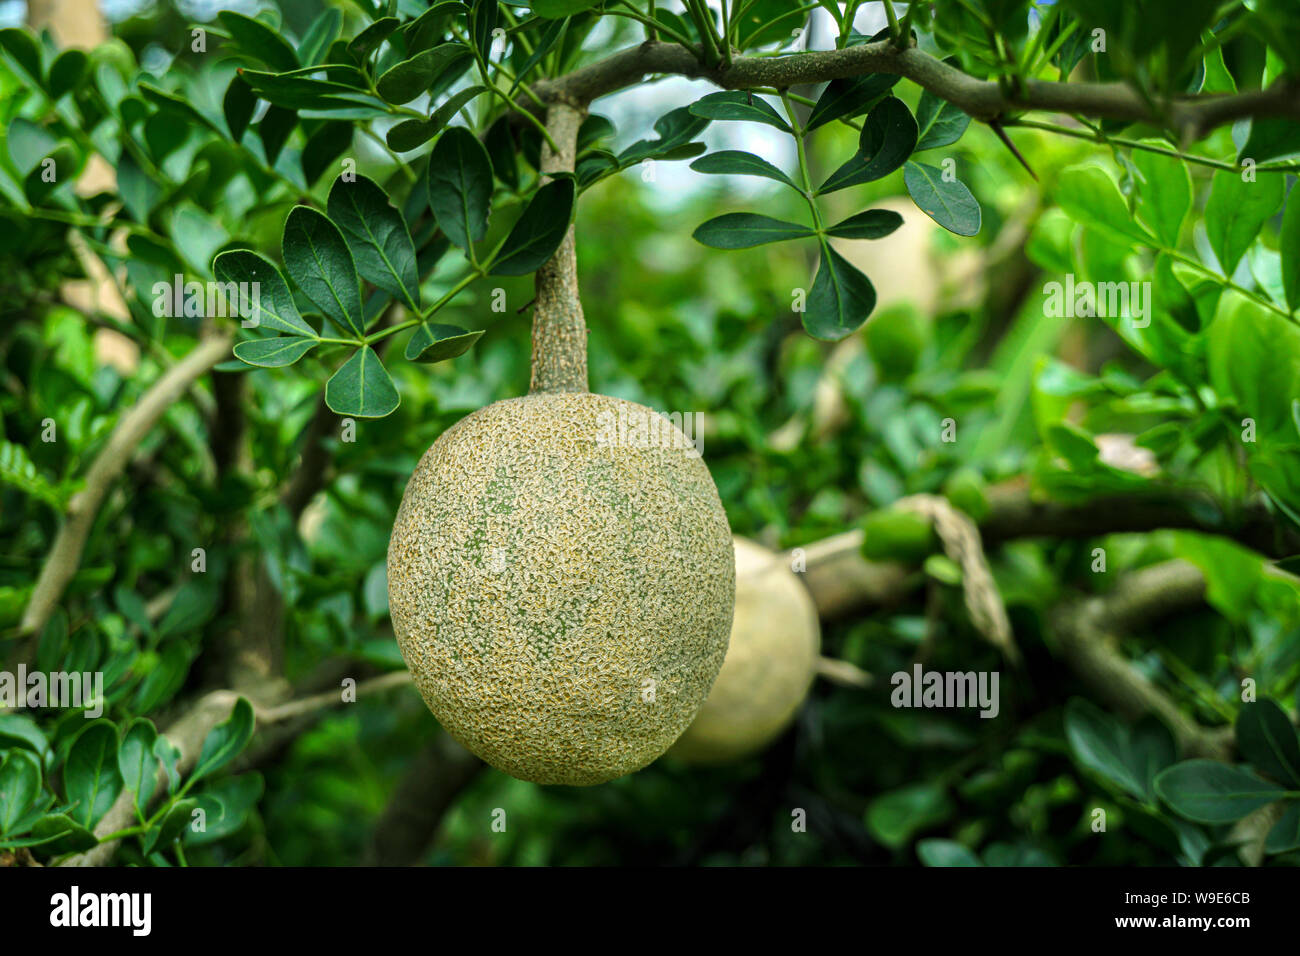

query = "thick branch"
[797, 530, 911, 619]
[529, 102, 589, 394]
[1051, 559, 1230, 759]
[533, 39, 1300, 141]
[798, 483, 1293, 622]
[20, 332, 232, 640]
[364, 734, 482, 866]
[979, 483, 1296, 558]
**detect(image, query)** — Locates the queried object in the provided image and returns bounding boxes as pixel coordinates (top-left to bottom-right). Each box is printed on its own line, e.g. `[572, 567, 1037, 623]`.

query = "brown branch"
[532, 39, 1300, 141]
[979, 482, 1296, 558]
[794, 530, 911, 619]
[61, 671, 415, 866]
[1050, 559, 1230, 759]
[529, 102, 589, 394]
[19, 332, 233, 641]
[280, 396, 340, 519]
[364, 734, 482, 866]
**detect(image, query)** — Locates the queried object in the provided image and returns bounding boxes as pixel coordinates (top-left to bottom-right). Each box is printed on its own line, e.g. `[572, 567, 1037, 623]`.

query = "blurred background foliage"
[2, 0, 1299, 866]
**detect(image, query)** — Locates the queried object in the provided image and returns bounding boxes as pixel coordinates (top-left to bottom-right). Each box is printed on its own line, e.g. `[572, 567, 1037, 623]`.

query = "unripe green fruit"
[387, 391, 735, 786]
[669, 537, 820, 764]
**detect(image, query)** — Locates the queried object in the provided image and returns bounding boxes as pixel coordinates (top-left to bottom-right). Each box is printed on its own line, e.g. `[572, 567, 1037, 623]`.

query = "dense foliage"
[1, 0, 1299, 866]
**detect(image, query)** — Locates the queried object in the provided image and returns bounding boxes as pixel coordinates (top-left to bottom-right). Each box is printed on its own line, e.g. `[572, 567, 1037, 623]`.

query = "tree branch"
[1050, 559, 1231, 759]
[19, 332, 232, 642]
[979, 483, 1297, 558]
[364, 734, 482, 866]
[532, 39, 1300, 141]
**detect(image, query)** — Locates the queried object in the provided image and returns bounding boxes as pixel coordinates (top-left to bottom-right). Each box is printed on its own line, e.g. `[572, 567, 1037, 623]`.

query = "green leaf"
[218, 11, 300, 72]
[388, 84, 487, 152]
[138, 82, 225, 136]
[1206, 293, 1300, 515]
[117, 718, 158, 816]
[7, 117, 56, 176]
[618, 105, 710, 165]
[329, 175, 421, 309]
[405, 3, 465, 55]
[213, 250, 316, 337]
[1205, 170, 1284, 275]
[187, 773, 265, 846]
[692, 212, 815, 249]
[914, 90, 971, 151]
[825, 208, 904, 240]
[1265, 801, 1300, 854]
[0, 715, 51, 762]
[302, 121, 354, 186]
[904, 161, 981, 237]
[1055, 164, 1151, 245]
[233, 337, 319, 367]
[47, 49, 88, 100]
[325, 346, 401, 417]
[689, 150, 797, 188]
[1239, 118, 1300, 166]
[485, 116, 520, 189]
[64, 720, 123, 829]
[131, 641, 194, 715]
[805, 243, 876, 340]
[282, 205, 366, 338]
[298, 8, 342, 65]
[1133, 143, 1193, 248]
[405, 323, 484, 362]
[509, 15, 567, 93]
[427, 126, 494, 253]
[688, 91, 791, 133]
[223, 75, 257, 141]
[257, 104, 296, 164]
[154, 737, 181, 794]
[348, 17, 402, 60]
[917, 838, 983, 866]
[376, 44, 473, 104]
[31, 813, 98, 854]
[806, 74, 899, 131]
[1236, 699, 1300, 788]
[818, 96, 916, 194]
[533, 0, 600, 15]
[865, 782, 954, 849]
[0, 28, 43, 82]
[1155, 760, 1285, 823]
[144, 798, 199, 854]
[489, 178, 575, 275]
[234, 70, 367, 111]
[0, 439, 65, 509]
[116, 153, 159, 222]
[190, 698, 255, 786]
[1280, 189, 1300, 313]
[387, 117, 440, 153]
[0, 749, 42, 835]
[1064, 698, 1148, 800]
[471, 0, 499, 60]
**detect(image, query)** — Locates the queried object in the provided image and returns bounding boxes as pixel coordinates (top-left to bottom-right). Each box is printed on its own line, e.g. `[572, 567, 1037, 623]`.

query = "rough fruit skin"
[387, 391, 734, 786]
[669, 537, 820, 764]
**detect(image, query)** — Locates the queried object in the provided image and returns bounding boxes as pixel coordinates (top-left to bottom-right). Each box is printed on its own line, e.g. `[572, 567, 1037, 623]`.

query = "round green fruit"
[669, 537, 820, 764]
[387, 391, 735, 785]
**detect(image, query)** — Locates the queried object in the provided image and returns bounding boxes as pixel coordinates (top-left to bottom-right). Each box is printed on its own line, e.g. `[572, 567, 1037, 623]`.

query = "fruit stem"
[529, 101, 590, 394]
